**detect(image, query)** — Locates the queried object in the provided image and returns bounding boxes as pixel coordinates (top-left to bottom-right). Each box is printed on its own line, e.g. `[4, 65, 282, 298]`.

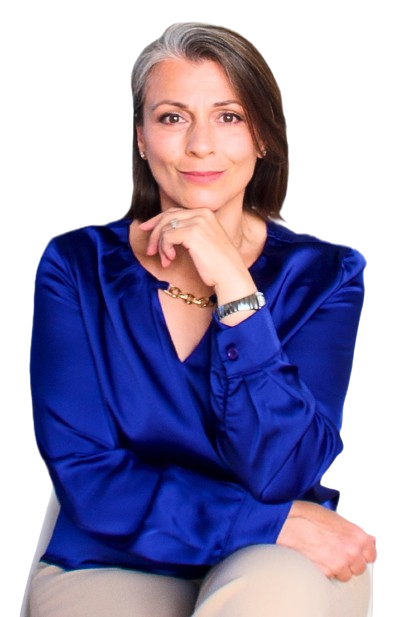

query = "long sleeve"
[31, 236, 291, 573]
[210, 248, 365, 503]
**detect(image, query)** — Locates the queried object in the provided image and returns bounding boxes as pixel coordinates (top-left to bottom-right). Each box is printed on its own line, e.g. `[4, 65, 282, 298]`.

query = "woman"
[28, 22, 376, 617]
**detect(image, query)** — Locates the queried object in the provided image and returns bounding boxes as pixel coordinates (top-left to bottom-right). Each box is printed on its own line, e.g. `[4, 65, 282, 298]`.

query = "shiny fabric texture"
[31, 218, 366, 578]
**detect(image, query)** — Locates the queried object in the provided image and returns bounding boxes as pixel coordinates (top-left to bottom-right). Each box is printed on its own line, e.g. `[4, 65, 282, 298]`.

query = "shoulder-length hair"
[126, 23, 288, 221]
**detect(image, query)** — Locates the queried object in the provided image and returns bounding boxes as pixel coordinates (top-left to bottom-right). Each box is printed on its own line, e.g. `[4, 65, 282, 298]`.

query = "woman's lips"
[179, 171, 224, 184]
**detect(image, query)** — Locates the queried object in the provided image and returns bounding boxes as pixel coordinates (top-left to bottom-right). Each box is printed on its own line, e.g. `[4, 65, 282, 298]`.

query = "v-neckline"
[154, 288, 214, 365]
[125, 220, 216, 365]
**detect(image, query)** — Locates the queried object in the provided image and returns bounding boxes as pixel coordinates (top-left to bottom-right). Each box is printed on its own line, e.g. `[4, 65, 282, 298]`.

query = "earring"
[139, 151, 146, 160]
[261, 148, 267, 157]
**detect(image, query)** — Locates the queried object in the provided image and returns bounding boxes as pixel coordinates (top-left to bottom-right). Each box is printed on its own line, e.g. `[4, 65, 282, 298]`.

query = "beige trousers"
[29, 545, 372, 617]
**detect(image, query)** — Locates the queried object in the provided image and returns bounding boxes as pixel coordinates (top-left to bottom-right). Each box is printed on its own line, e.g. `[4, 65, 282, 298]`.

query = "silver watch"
[215, 292, 266, 320]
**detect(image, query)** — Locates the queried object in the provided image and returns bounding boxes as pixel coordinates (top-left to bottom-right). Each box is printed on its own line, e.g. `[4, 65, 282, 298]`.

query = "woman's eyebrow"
[213, 100, 242, 107]
[150, 99, 242, 111]
[150, 100, 188, 111]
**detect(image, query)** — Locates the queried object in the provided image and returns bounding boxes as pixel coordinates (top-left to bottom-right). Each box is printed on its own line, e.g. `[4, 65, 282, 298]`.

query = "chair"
[20, 491, 60, 617]
[20, 489, 374, 617]
[366, 564, 374, 617]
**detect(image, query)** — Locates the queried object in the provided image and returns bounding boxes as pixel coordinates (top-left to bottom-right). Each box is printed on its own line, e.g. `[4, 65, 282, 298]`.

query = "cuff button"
[226, 345, 239, 361]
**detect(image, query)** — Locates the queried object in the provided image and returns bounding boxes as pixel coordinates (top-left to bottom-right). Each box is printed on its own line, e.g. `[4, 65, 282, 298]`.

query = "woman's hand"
[277, 501, 377, 581]
[138, 207, 258, 306]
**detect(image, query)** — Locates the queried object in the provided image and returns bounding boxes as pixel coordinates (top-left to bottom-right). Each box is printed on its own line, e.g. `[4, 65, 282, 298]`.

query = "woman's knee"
[193, 544, 367, 617]
[199, 545, 325, 590]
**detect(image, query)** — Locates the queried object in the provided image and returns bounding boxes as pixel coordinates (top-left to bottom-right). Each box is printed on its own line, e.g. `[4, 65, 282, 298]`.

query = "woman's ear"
[255, 134, 267, 159]
[136, 125, 145, 156]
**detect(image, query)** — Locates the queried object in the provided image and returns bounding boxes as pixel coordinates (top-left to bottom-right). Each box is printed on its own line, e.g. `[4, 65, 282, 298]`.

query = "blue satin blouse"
[31, 218, 365, 578]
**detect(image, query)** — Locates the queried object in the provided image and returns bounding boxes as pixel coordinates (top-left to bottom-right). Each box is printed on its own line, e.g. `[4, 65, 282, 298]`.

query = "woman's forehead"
[144, 58, 240, 106]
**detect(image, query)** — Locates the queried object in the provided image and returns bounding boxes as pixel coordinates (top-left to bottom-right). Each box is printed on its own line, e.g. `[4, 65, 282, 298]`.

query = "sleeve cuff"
[222, 492, 292, 557]
[213, 307, 281, 376]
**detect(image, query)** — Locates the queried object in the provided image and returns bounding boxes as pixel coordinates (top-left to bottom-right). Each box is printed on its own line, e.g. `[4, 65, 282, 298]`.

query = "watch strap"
[215, 291, 266, 320]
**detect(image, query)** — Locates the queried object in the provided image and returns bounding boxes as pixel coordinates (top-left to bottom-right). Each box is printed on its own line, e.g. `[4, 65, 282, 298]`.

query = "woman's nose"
[185, 120, 215, 158]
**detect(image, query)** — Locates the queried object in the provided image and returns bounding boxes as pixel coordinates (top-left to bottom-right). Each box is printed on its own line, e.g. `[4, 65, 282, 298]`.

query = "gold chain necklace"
[163, 284, 215, 308]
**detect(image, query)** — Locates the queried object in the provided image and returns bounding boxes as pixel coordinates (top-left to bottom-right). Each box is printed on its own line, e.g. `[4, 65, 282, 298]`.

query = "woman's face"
[137, 58, 263, 216]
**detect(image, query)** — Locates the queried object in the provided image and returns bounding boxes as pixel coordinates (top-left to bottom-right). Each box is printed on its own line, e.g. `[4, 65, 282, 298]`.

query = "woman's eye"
[221, 112, 242, 123]
[159, 113, 184, 124]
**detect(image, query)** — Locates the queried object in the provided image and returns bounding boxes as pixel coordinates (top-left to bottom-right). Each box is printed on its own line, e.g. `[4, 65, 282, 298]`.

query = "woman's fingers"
[362, 534, 377, 564]
[138, 208, 239, 284]
[139, 208, 209, 261]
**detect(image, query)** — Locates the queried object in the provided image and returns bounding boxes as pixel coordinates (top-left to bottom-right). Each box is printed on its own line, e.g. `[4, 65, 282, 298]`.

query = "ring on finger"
[170, 218, 179, 229]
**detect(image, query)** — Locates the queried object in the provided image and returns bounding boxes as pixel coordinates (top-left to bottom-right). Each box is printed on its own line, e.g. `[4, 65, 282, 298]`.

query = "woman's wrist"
[213, 270, 258, 326]
[214, 270, 256, 300]
[215, 292, 266, 321]
[286, 500, 311, 518]
[215, 291, 265, 326]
